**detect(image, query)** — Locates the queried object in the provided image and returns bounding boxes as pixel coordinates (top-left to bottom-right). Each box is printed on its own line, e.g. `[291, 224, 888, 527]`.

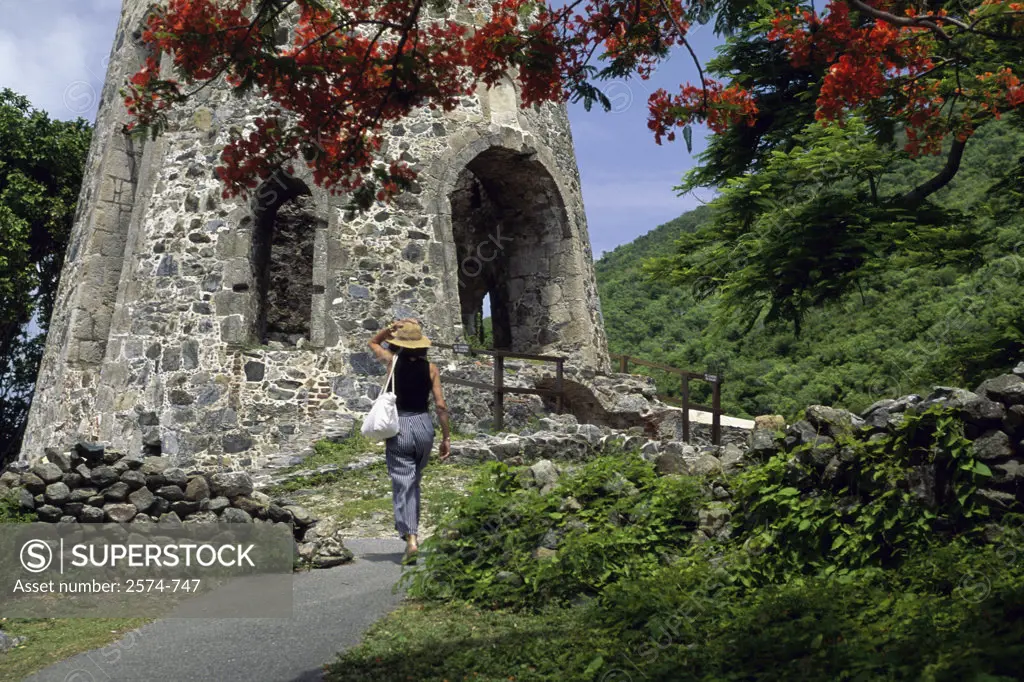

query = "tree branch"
[899, 137, 967, 209]
[846, 0, 953, 41]
[656, 0, 707, 109]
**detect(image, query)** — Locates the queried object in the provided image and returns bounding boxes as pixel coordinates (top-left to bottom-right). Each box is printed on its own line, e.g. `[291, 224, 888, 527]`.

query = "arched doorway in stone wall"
[447, 146, 573, 353]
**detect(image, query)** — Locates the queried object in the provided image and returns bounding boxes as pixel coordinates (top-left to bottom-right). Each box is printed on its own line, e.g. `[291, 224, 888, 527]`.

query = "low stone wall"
[0, 443, 352, 569]
[444, 413, 749, 470]
[745, 369, 1024, 516]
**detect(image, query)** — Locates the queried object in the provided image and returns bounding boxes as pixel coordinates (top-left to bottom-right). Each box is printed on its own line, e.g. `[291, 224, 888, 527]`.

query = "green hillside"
[595, 120, 1024, 420]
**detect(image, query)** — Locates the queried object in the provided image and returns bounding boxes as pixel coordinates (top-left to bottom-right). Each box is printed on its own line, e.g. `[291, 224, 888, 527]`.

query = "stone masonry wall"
[21, 0, 611, 470]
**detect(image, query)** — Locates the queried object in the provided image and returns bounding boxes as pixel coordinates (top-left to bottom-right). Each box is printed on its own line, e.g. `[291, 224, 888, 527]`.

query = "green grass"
[264, 425, 382, 494]
[420, 463, 482, 526]
[323, 600, 609, 682]
[292, 428, 380, 471]
[331, 419, 1024, 682]
[0, 618, 151, 682]
[264, 428, 484, 534]
[435, 426, 478, 442]
[325, 539, 1024, 682]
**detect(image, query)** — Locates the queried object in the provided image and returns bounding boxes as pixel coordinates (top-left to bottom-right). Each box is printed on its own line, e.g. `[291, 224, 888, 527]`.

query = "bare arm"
[430, 363, 451, 460]
[370, 318, 418, 366]
[368, 327, 395, 367]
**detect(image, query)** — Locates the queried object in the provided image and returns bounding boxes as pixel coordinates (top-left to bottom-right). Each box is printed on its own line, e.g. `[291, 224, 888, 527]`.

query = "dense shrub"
[382, 409, 1024, 681]
[401, 451, 703, 608]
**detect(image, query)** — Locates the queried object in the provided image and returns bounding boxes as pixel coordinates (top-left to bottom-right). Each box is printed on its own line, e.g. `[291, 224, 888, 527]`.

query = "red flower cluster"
[648, 81, 758, 142]
[124, 0, 734, 201]
[768, 0, 1024, 156]
[122, 0, 1023, 197]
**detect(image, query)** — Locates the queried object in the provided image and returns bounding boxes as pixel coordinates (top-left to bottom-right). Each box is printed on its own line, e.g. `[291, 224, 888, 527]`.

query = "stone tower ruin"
[20, 0, 611, 470]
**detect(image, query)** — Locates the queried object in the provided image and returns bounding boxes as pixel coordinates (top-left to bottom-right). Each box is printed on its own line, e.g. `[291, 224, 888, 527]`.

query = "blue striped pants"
[384, 410, 435, 538]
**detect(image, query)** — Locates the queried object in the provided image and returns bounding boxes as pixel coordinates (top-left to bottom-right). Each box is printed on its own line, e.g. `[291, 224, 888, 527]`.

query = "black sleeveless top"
[393, 355, 432, 413]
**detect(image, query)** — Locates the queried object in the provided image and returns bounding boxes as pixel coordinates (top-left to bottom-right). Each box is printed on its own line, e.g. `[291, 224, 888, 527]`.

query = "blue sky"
[0, 0, 722, 259]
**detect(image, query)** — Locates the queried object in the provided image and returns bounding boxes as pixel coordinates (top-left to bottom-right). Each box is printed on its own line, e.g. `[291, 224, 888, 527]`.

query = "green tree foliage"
[645, 0, 1024, 332]
[596, 119, 1024, 419]
[0, 90, 91, 465]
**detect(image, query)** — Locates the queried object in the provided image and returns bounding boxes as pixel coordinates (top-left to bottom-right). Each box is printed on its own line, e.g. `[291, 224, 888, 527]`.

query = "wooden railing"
[433, 343, 565, 432]
[609, 353, 724, 445]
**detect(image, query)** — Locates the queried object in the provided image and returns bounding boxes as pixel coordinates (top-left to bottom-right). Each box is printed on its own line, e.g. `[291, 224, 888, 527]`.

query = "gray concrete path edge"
[23, 537, 408, 682]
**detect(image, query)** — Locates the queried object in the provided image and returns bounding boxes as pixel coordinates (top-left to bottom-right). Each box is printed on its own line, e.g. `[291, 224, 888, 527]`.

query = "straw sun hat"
[388, 321, 432, 349]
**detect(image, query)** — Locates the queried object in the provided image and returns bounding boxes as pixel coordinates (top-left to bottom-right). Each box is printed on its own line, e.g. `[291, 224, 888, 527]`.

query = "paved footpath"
[24, 537, 408, 682]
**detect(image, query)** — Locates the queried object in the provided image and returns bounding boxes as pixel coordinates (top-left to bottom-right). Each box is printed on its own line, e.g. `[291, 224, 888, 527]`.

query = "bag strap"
[383, 355, 397, 394]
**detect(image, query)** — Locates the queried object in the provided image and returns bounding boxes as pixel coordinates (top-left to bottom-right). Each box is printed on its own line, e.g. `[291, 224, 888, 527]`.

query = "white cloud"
[0, 1, 121, 121]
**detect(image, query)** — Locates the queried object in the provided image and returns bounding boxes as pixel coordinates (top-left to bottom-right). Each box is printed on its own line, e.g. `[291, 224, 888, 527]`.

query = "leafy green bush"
[0, 489, 35, 523]
[402, 450, 703, 608]
[728, 406, 994, 584]
[589, 537, 1024, 682]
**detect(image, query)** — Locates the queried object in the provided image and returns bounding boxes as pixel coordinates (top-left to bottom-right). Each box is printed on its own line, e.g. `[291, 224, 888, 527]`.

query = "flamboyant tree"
[125, 0, 1024, 210]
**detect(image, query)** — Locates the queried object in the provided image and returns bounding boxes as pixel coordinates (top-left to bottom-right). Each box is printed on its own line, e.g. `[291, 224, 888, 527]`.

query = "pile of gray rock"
[0, 443, 352, 569]
[498, 367, 1024, 554]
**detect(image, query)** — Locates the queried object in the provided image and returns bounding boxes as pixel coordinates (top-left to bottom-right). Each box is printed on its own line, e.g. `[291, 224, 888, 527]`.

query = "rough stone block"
[120, 470, 146, 490]
[209, 472, 253, 498]
[219, 315, 248, 344]
[221, 507, 252, 523]
[44, 482, 71, 505]
[973, 430, 1014, 460]
[90, 466, 119, 488]
[44, 448, 73, 472]
[222, 432, 254, 453]
[655, 452, 687, 475]
[164, 468, 188, 488]
[170, 500, 200, 518]
[102, 481, 131, 502]
[128, 487, 156, 514]
[80, 506, 105, 523]
[283, 505, 314, 527]
[155, 485, 185, 502]
[140, 458, 171, 476]
[103, 503, 137, 523]
[69, 487, 98, 503]
[205, 496, 230, 513]
[31, 462, 64, 484]
[244, 361, 265, 381]
[185, 476, 211, 501]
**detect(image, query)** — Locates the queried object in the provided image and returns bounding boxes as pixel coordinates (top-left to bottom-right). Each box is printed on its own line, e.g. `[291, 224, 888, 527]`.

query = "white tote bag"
[361, 356, 400, 441]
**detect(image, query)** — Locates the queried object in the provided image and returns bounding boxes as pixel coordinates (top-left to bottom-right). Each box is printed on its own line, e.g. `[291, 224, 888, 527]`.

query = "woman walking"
[369, 318, 451, 560]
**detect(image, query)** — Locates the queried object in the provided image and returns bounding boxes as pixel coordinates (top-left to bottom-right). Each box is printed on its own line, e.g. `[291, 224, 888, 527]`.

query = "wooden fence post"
[619, 355, 628, 373]
[493, 355, 504, 431]
[681, 375, 690, 443]
[712, 378, 722, 446]
[555, 358, 564, 414]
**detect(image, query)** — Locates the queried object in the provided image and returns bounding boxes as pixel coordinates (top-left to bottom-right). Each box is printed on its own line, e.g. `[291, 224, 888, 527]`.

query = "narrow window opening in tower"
[479, 292, 491, 346]
[250, 177, 318, 348]
[448, 147, 572, 355]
